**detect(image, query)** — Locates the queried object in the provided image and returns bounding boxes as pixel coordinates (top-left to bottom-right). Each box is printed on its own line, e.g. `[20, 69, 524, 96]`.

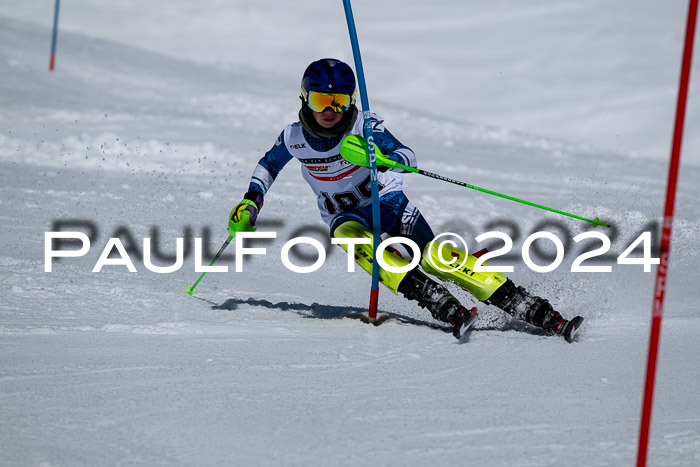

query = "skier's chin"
[313, 112, 343, 129]
[319, 118, 341, 128]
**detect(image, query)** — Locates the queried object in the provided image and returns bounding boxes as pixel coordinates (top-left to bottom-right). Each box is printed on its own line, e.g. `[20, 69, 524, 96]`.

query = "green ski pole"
[340, 135, 609, 228]
[185, 211, 255, 296]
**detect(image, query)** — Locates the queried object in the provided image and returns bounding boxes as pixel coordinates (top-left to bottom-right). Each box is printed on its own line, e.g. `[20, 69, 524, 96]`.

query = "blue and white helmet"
[300, 58, 357, 108]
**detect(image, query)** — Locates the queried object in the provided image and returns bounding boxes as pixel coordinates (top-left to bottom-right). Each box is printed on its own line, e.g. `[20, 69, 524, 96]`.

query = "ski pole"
[340, 135, 609, 228]
[185, 235, 232, 296]
[411, 166, 608, 227]
[185, 211, 254, 296]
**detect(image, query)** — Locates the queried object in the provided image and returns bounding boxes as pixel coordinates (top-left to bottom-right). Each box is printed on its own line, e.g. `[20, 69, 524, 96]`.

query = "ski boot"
[398, 269, 478, 339]
[488, 279, 583, 343]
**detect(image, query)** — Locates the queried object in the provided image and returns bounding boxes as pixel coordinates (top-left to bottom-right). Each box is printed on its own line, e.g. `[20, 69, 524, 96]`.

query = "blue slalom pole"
[342, 0, 381, 320]
[49, 0, 60, 72]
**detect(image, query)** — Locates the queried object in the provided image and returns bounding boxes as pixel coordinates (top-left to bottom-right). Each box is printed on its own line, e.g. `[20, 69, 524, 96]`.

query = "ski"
[562, 316, 584, 343]
[453, 306, 478, 340]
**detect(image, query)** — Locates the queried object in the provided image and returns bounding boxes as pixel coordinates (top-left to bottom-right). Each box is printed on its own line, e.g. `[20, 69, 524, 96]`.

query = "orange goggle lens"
[306, 91, 352, 113]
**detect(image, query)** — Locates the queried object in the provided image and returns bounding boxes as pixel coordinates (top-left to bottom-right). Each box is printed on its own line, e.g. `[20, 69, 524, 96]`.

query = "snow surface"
[1, 3, 700, 466]
[3, 0, 699, 165]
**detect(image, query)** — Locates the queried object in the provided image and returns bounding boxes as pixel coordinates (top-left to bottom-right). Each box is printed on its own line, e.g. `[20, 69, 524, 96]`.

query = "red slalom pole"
[49, 0, 60, 72]
[636, 1, 698, 465]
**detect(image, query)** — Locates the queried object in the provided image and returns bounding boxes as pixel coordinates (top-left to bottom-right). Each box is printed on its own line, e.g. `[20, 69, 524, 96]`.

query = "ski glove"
[230, 190, 264, 227]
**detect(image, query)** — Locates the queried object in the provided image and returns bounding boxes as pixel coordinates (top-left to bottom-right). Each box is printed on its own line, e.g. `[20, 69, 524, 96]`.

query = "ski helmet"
[300, 58, 356, 111]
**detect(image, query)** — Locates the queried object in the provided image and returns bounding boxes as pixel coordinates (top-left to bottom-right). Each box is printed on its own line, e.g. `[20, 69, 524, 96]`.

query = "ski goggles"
[305, 91, 353, 113]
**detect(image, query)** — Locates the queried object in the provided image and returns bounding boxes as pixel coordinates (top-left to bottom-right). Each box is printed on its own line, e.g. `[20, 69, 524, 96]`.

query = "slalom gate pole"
[342, 0, 381, 320]
[49, 0, 60, 72]
[637, 0, 697, 465]
[185, 234, 233, 296]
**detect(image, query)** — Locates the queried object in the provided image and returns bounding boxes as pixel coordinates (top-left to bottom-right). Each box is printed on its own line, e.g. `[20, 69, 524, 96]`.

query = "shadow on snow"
[205, 297, 547, 338]
[210, 297, 451, 333]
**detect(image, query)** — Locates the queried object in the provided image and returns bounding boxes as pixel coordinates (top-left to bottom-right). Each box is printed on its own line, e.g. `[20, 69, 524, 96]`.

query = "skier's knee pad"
[333, 220, 412, 294]
[420, 238, 508, 301]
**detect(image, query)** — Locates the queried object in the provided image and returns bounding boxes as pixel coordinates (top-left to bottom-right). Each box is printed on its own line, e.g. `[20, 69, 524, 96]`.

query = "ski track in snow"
[1, 9, 700, 467]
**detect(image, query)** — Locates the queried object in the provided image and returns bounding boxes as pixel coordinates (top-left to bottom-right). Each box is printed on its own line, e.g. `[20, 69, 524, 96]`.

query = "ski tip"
[453, 309, 478, 341]
[564, 316, 584, 343]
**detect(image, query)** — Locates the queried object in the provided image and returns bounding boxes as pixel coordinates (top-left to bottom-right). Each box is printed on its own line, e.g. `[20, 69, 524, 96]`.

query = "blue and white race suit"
[248, 112, 434, 249]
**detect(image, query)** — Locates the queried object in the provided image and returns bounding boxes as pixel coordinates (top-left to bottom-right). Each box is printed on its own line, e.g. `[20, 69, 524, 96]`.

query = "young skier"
[230, 58, 583, 342]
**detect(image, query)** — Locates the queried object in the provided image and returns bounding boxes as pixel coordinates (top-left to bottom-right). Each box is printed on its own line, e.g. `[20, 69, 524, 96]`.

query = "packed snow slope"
[3, 0, 700, 165]
[1, 10, 700, 467]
